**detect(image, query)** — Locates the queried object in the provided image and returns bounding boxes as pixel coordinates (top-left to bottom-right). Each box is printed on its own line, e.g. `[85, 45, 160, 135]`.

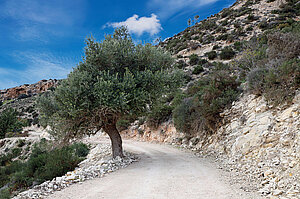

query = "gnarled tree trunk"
[103, 123, 124, 158]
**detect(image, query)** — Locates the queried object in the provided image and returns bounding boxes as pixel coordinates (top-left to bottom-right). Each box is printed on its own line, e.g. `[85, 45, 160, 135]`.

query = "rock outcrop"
[0, 79, 58, 102]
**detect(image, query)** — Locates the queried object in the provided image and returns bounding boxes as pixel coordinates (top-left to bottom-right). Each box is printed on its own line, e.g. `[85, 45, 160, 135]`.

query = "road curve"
[48, 139, 258, 199]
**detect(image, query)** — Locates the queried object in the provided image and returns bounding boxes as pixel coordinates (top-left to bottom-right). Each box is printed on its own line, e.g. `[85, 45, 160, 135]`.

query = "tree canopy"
[37, 27, 183, 157]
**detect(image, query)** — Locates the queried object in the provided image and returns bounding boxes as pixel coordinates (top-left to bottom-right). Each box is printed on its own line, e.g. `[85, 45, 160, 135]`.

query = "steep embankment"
[122, 92, 300, 198]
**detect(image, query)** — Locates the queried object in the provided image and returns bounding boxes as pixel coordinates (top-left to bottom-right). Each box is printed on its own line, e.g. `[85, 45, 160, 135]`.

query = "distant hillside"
[0, 79, 59, 102]
[159, 0, 299, 80]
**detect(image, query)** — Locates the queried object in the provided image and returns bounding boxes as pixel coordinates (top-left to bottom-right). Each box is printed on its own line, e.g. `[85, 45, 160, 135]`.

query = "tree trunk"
[103, 123, 124, 158]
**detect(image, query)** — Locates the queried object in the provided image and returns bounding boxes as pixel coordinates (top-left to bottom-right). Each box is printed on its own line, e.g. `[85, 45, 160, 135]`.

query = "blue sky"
[0, 0, 235, 89]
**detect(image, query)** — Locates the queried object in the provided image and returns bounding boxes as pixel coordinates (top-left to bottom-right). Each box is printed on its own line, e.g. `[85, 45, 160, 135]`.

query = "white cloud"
[106, 14, 162, 36]
[0, 52, 77, 89]
[148, 0, 219, 20]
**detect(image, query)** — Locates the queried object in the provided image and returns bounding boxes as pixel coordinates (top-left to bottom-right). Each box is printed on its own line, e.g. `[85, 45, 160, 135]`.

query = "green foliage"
[175, 60, 187, 69]
[0, 188, 10, 199]
[189, 54, 199, 65]
[0, 108, 28, 139]
[247, 59, 300, 105]
[147, 102, 173, 128]
[235, 30, 300, 106]
[173, 98, 193, 134]
[17, 139, 26, 148]
[37, 27, 184, 141]
[233, 41, 244, 51]
[220, 47, 236, 60]
[173, 69, 240, 135]
[70, 142, 90, 157]
[212, 45, 220, 50]
[146, 90, 187, 128]
[0, 148, 22, 166]
[205, 51, 217, 60]
[0, 141, 89, 197]
[192, 65, 204, 75]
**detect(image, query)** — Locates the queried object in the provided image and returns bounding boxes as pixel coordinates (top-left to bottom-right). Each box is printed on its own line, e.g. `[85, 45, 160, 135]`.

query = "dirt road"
[48, 140, 259, 199]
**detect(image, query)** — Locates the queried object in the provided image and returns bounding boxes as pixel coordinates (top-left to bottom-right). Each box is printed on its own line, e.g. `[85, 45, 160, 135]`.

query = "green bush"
[189, 54, 199, 65]
[0, 188, 10, 199]
[220, 47, 235, 60]
[233, 41, 244, 51]
[173, 98, 193, 134]
[17, 139, 26, 148]
[147, 103, 173, 128]
[0, 148, 22, 166]
[116, 119, 132, 131]
[236, 30, 300, 106]
[212, 45, 220, 50]
[173, 70, 240, 135]
[0, 108, 28, 139]
[71, 143, 90, 157]
[192, 65, 204, 75]
[0, 140, 89, 197]
[205, 51, 217, 60]
[247, 59, 300, 105]
[175, 60, 187, 69]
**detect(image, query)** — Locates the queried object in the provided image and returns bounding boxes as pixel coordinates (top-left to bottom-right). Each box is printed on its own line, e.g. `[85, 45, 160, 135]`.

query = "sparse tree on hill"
[37, 27, 183, 158]
[194, 15, 199, 23]
[188, 18, 192, 26]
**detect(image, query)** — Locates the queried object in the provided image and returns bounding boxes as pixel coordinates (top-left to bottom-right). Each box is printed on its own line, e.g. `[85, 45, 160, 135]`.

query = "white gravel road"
[47, 139, 260, 199]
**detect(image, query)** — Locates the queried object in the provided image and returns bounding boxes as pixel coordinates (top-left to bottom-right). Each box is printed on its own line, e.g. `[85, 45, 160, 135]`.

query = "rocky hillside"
[159, 0, 299, 81]
[122, 91, 300, 198]
[0, 0, 299, 198]
[0, 79, 58, 102]
[121, 0, 300, 198]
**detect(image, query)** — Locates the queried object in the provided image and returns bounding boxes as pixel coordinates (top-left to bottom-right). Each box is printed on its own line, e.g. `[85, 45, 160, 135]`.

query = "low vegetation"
[173, 67, 240, 136]
[0, 108, 28, 139]
[0, 140, 89, 198]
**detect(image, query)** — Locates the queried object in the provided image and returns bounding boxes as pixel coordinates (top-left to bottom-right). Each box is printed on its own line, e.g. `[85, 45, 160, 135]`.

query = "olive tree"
[37, 27, 183, 158]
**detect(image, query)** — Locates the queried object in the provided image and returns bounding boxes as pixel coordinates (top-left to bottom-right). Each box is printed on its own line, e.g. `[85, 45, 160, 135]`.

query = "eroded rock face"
[0, 79, 58, 101]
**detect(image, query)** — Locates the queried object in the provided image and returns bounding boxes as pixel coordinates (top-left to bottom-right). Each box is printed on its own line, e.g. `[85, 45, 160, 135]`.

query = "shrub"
[175, 60, 187, 69]
[213, 45, 220, 50]
[268, 32, 300, 60]
[17, 139, 26, 147]
[238, 30, 300, 106]
[189, 54, 199, 65]
[0, 141, 89, 196]
[0, 188, 10, 199]
[116, 119, 131, 131]
[205, 51, 217, 60]
[216, 34, 228, 41]
[147, 103, 173, 128]
[0, 108, 28, 139]
[247, 67, 269, 95]
[246, 26, 253, 31]
[173, 98, 193, 134]
[71, 143, 90, 157]
[220, 47, 235, 60]
[233, 41, 244, 51]
[192, 65, 204, 75]
[0, 147, 22, 166]
[247, 59, 300, 105]
[173, 70, 240, 135]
